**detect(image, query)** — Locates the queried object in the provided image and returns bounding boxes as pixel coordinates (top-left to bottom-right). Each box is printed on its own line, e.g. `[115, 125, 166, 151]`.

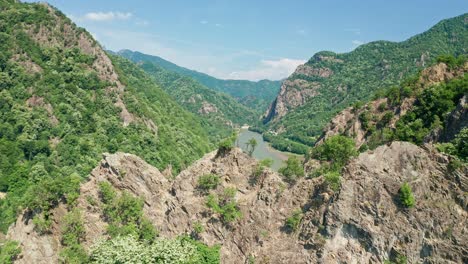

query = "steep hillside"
[7, 143, 467, 263]
[112, 55, 258, 141]
[118, 50, 282, 112]
[316, 58, 467, 151]
[263, 13, 468, 148]
[0, 0, 211, 233]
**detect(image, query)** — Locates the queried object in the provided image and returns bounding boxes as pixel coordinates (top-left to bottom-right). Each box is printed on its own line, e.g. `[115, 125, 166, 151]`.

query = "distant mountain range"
[110, 51, 258, 141]
[117, 50, 281, 113]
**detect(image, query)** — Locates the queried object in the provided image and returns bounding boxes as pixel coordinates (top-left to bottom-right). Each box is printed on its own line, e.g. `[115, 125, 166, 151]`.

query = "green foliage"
[437, 54, 467, 69]
[246, 138, 258, 156]
[98, 182, 158, 241]
[115, 54, 258, 143]
[384, 253, 408, 264]
[118, 50, 281, 113]
[197, 174, 220, 192]
[399, 183, 415, 208]
[206, 188, 242, 223]
[0, 240, 21, 264]
[395, 74, 467, 145]
[265, 14, 468, 147]
[312, 135, 358, 169]
[60, 209, 88, 263]
[192, 221, 204, 235]
[89, 235, 220, 264]
[0, 1, 211, 231]
[285, 210, 303, 232]
[324, 170, 341, 191]
[217, 133, 237, 153]
[278, 156, 305, 183]
[263, 132, 310, 154]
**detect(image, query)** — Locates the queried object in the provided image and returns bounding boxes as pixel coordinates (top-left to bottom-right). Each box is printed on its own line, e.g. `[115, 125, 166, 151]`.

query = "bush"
[399, 183, 415, 208]
[0, 240, 21, 264]
[206, 188, 242, 223]
[89, 236, 217, 264]
[197, 174, 220, 191]
[312, 135, 357, 169]
[217, 133, 237, 152]
[285, 210, 303, 232]
[98, 182, 157, 241]
[324, 170, 341, 191]
[278, 156, 304, 183]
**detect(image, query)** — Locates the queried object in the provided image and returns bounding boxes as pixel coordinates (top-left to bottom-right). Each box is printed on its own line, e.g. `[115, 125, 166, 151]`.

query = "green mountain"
[112, 53, 258, 141]
[0, 0, 211, 231]
[117, 50, 282, 112]
[262, 13, 468, 152]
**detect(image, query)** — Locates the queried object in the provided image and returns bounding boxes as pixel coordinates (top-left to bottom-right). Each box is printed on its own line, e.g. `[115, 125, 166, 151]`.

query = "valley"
[0, 1, 466, 264]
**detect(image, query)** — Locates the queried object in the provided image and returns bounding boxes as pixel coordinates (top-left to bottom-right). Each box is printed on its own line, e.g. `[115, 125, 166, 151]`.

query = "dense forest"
[0, 0, 211, 234]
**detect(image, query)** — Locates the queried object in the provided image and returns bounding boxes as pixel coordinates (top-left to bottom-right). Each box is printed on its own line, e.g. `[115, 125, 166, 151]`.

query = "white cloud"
[352, 40, 364, 45]
[215, 23, 222, 27]
[345, 28, 361, 35]
[296, 29, 307, 36]
[135, 19, 149, 26]
[200, 20, 208, 24]
[227, 58, 306, 81]
[83, 11, 132, 22]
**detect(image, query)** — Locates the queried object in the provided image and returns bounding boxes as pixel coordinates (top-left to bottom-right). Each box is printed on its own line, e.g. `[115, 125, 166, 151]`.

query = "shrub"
[324, 170, 341, 191]
[0, 240, 21, 264]
[206, 188, 242, 223]
[285, 210, 303, 232]
[312, 135, 357, 169]
[197, 174, 220, 191]
[399, 183, 415, 208]
[278, 156, 304, 183]
[218, 133, 237, 153]
[378, 102, 387, 112]
[192, 221, 204, 235]
[99, 182, 157, 242]
[89, 236, 204, 263]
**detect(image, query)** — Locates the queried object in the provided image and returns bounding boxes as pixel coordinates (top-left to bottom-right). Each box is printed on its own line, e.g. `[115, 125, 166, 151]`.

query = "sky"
[26, 0, 468, 81]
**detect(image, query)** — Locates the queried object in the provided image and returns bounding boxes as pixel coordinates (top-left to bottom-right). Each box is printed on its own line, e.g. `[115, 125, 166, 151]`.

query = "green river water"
[235, 129, 295, 171]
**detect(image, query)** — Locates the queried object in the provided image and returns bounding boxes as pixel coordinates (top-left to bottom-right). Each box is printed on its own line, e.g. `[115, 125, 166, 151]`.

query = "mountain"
[0, 0, 212, 235]
[112, 52, 258, 141]
[262, 13, 468, 150]
[1, 1, 468, 263]
[117, 50, 282, 112]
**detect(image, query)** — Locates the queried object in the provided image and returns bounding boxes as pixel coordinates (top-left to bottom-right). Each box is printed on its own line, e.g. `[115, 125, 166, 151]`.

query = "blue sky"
[26, 0, 467, 80]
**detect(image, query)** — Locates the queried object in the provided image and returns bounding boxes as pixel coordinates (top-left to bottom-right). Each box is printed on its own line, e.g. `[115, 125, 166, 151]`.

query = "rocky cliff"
[7, 142, 467, 263]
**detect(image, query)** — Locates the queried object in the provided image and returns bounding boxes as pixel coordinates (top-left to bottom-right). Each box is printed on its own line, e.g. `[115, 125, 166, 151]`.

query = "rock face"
[7, 142, 467, 263]
[263, 77, 322, 123]
[320, 142, 467, 263]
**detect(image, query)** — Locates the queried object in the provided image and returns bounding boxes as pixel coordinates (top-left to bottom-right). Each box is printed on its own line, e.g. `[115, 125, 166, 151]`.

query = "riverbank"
[236, 128, 303, 171]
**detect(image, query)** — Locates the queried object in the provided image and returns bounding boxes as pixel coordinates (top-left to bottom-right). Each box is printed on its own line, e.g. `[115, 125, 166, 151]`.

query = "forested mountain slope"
[112, 54, 258, 141]
[0, 0, 211, 233]
[263, 13, 468, 149]
[118, 50, 282, 112]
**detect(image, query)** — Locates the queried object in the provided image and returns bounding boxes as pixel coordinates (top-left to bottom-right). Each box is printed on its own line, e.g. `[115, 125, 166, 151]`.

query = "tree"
[279, 156, 304, 183]
[245, 138, 257, 156]
[312, 135, 358, 169]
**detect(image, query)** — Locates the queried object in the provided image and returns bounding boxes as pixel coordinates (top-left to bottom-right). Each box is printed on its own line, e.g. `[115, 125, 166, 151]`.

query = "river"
[235, 129, 293, 171]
